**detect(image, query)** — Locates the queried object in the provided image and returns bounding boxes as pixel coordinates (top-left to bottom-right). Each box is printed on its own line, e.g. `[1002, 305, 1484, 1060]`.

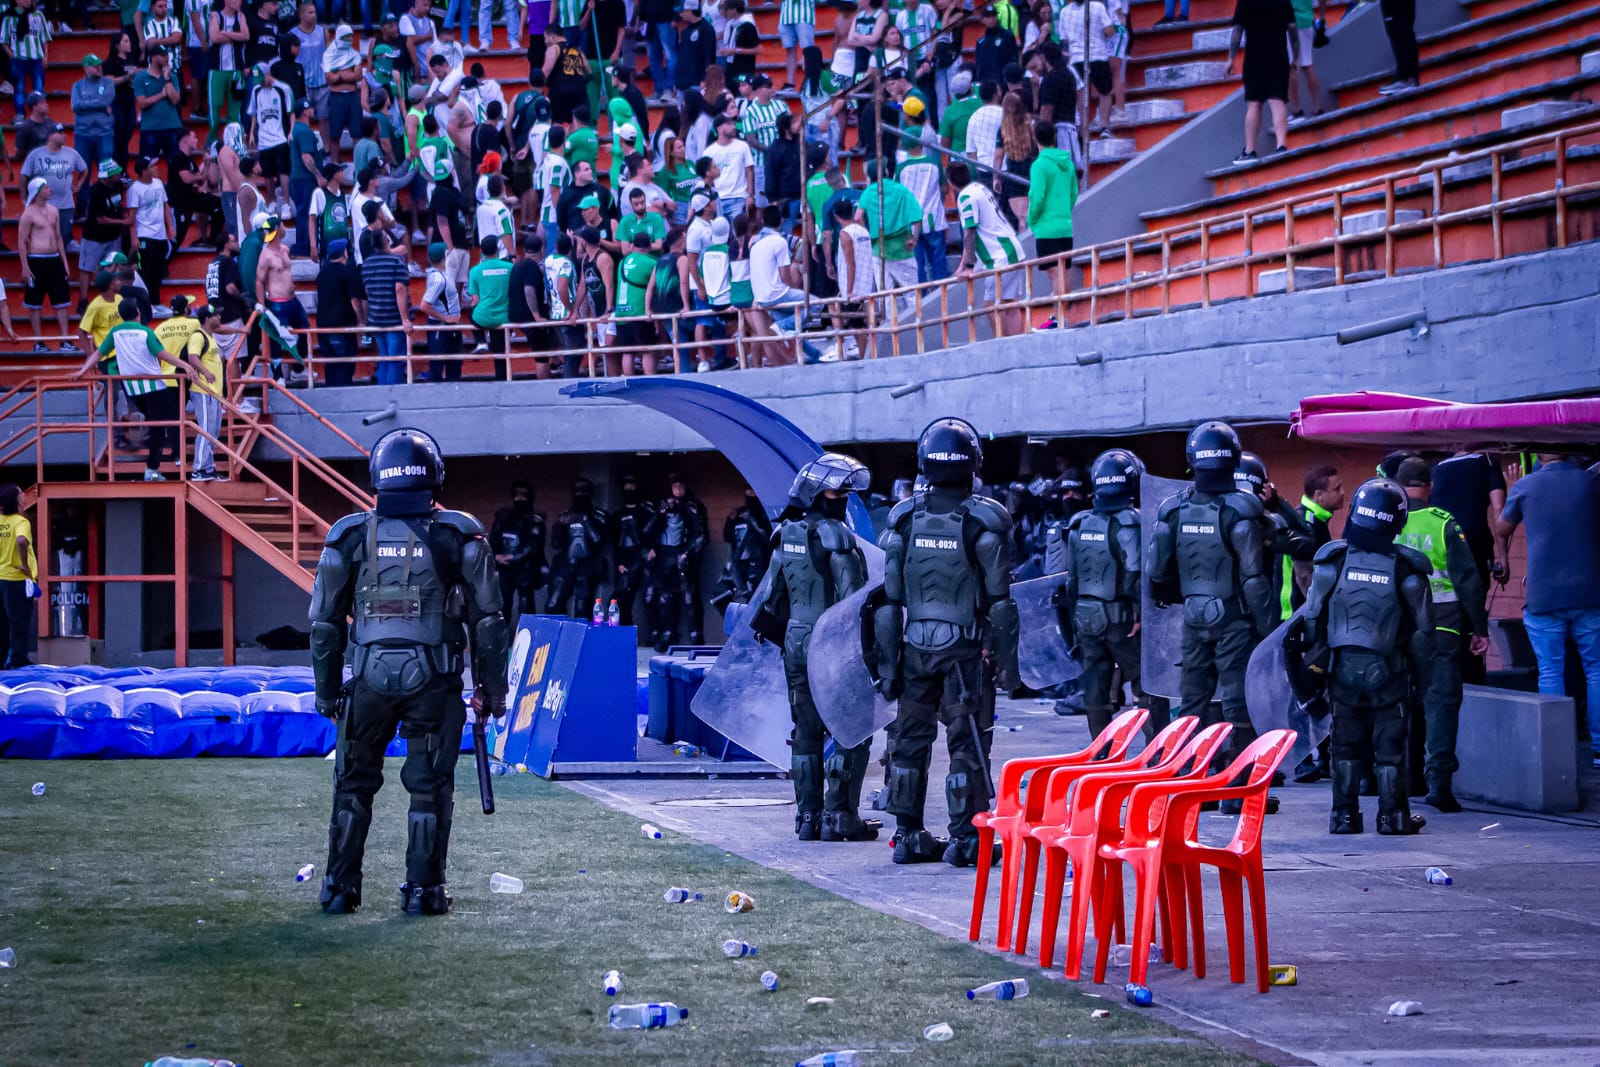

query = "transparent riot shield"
[1013, 572, 1080, 690]
[1246, 620, 1327, 769]
[689, 569, 794, 768]
[1141, 475, 1190, 700]
[806, 538, 893, 750]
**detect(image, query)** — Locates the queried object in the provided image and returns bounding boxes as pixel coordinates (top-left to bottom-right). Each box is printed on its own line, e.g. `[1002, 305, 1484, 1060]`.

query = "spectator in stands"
[675, 1, 718, 103]
[360, 227, 414, 384]
[126, 156, 177, 307]
[831, 197, 872, 361]
[542, 23, 590, 123]
[1031, 42, 1081, 172]
[619, 184, 667, 251]
[895, 136, 947, 284]
[421, 241, 465, 381]
[613, 232, 660, 374]
[896, 0, 940, 108]
[80, 162, 134, 310]
[3, 0, 49, 124]
[86, 297, 210, 480]
[950, 158, 1024, 339]
[0, 483, 38, 671]
[315, 238, 360, 387]
[508, 231, 551, 376]
[856, 162, 921, 326]
[78, 270, 124, 357]
[20, 179, 76, 352]
[660, 136, 698, 224]
[469, 234, 515, 378]
[1287, 0, 1324, 121]
[545, 233, 584, 378]
[996, 91, 1037, 228]
[750, 203, 823, 365]
[168, 129, 226, 252]
[938, 68, 979, 157]
[207, 0, 249, 143]
[1497, 456, 1600, 768]
[134, 50, 186, 164]
[1378, 0, 1419, 95]
[323, 24, 364, 161]
[14, 93, 52, 167]
[255, 216, 309, 378]
[763, 113, 803, 225]
[306, 163, 352, 263]
[1106, 0, 1130, 120]
[246, 61, 296, 217]
[72, 56, 117, 183]
[636, 0, 676, 104]
[1021, 0, 1053, 54]
[205, 232, 247, 369]
[534, 124, 571, 251]
[974, 8, 1017, 88]
[1154, 0, 1190, 24]
[21, 121, 86, 255]
[287, 99, 325, 256]
[1228, 0, 1296, 165]
[1028, 120, 1078, 287]
[966, 80, 1003, 185]
[739, 75, 785, 207]
[1058, 0, 1115, 132]
[717, 0, 759, 87]
[705, 115, 755, 222]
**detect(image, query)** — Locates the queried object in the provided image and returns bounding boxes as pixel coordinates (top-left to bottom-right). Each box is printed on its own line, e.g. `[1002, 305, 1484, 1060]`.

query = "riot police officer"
[1235, 452, 1317, 617]
[610, 474, 655, 627]
[547, 477, 611, 619]
[489, 481, 546, 620]
[1150, 422, 1276, 811]
[309, 428, 508, 916]
[645, 474, 709, 651]
[1286, 478, 1434, 835]
[1041, 469, 1091, 576]
[724, 487, 775, 600]
[751, 454, 880, 842]
[874, 418, 1020, 867]
[1062, 449, 1167, 739]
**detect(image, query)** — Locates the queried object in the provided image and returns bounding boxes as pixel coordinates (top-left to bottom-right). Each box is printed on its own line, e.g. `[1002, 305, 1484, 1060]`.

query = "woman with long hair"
[660, 136, 697, 226]
[869, 25, 908, 71]
[997, 90, 1039, 231]
[650, 105, 681, 169]
[1023, 0, 1056, 53]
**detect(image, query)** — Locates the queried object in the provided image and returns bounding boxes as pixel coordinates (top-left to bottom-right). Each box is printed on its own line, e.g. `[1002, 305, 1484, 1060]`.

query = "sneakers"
[472, 341, 490, 354]
[1377, 79, 1417, 96]
[32, 342, 50, 353]
[411, 230, 428, 246]
[143, 468, 167, 482]
[399, 882, 451, 916]
[66, 239, 82, 253]
[59, 341, 80, 353]
[1232, 149, 1259, 166]
[407, 261, 425, 278]
[891, 828, 947, 864]
[696, 358, 711, 372]
[191, 469, 216, 482]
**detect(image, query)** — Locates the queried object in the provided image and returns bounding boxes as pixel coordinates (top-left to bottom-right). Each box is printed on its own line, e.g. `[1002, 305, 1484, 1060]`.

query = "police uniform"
[309, 429, 509, 916]
[547, 478, 611, 619]
[724, 491, 775, 600]
[874, 418, 1020, 867]
[1287, 478, 1433, 835]
[645, 481, 709, 651]
[489, 485, 546, 620]
[610, 479, 655, 628]
[751, 454, 879, 842]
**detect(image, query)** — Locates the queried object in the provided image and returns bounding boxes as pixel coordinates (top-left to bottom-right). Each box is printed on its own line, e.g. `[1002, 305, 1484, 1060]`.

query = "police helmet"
[1090, 448, 1140, 508]
[789, 452, 871, 509]
[1185, 420, 1242, 473]
[1234, 451, 1268, 494]
[1345, 478, 1408, 546]
[916, 417, 983, 488]
[368, 427, 444, 493]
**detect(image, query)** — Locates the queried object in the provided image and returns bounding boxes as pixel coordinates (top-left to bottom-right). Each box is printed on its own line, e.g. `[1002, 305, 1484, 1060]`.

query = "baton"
[473, 718, 496, 815]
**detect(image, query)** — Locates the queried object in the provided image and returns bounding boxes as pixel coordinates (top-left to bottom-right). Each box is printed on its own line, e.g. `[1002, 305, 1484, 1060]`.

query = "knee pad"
[823, 751, 848, 786]
[945, 770, 988, 821]
[791, 753, 823, 807]
[885, 765, 926, 818]
[328, 796, 371, 855]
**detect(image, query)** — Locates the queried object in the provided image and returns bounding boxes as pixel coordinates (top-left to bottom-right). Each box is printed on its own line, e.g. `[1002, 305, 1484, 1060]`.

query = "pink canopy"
[1291, 392, 1600, 448]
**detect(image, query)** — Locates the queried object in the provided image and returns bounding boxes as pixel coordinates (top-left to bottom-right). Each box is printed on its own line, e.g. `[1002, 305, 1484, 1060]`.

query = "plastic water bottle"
[607, 599, 620, 626]
[722, 939, 758, 958]
[489, 872, 525, 894]
[641, 823, 663, 840]
[145, 1060, 238, 1067]
[1124, 982, 1153, 1007]
[1387, 1000, 1424, 1017]
[603, 969, 623, 996]
[760, 970, 779, 991]
[672, 741, 701, 758]
[0, 947, 15, 968]
[796, 1053, 860, 1067]
[663, 887, 702, 903]
[592, 598, 605, 625]
[1424, 867, 1452, 886]
[295, 863, 316, 882]
[967, 979, 1029, 1001]
[1109, 944, 1162, 967]
[30, 782, 45, 796]
[607, 1002, 688, 1030]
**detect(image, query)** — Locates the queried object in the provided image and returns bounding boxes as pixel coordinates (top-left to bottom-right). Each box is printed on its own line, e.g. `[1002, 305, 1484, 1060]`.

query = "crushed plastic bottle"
[1090, 1009, 1111, 1020]
[489, 872, 525, 894]
[1109, 943, 1163, 967]
[30, 782, 45, 796]
[672, 741, 702, 758]
[1387, 1000, 1424, 1017]
[1124, 982, 1153, 1007]
[592, 598, 605, 625]
[805, 997, 834, 1008]
[1424, 867, 1452, 886]
[0, 947, 15, 968]
[607, 599, 621, 626]
[145, 1059, 239, 1067]
[722, 939, 758, 958]
[923, 1022, 955, 1041]
[295, 864, 316, 883]
[641, 823, 663, 840]
[663, 887, 702, 903]
[603, 969, 623, 996]
[796, 1053, 860, 1067]
[1480, 822, 1504, 838]
[724, 890, 756, 913]
[760, 970, 779, 991]
[1268, 964, 1298, 986]
[967, 979, 1029, 1001]
[489, 761, 513, 777]
[608, 1002, 689, 1029]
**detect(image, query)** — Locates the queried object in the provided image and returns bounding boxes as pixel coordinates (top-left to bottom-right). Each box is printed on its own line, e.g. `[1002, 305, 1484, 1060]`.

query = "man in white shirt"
[400, 0, 439, 71]
[246, 62, 294, 214]
[703, 116, 755, 223]
[830, 197, 873, 361]
[1057, 0, 1116, 130]
[950, 159, 1023, 339]
[475, 174, 515, 245]
[749, 203, 821, 363]
[965, 80, 1004, 183]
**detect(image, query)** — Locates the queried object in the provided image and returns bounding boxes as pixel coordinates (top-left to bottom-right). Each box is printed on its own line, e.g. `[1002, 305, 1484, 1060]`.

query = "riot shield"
[1246, 620, 1326, 769]
[689, 570, 793, 768]
[1013, 572, 1080, 690]
[807, 538, 893, 750]
[1140, 475, 1190, 700]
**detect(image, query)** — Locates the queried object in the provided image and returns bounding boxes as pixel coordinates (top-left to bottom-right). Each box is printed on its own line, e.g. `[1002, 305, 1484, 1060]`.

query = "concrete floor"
[566, 697, 1600, 1067]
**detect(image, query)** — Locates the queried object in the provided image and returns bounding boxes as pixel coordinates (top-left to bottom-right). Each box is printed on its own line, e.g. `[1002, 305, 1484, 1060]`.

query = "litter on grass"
[1387, 1000, 1424, 1017]
[725, 890, 756, 913]
[923, 1022, 954, 1042]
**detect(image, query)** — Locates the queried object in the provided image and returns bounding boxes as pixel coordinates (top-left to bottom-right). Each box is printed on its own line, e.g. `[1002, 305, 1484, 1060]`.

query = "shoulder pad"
[1066, 510, 1092, 531]
[1114, 506, 1140, 526]
[1227, 491, 1265, 519]
[815, 519, 854, 552]
[1156, 490, 1187, 520]
[1395, 544, 1433, 575]
[325, 512, 369, 546]
[432, 509, 486, 538]
[965, 496, 1011, 533]
[887, 497, 916, 530]
[1312, 540, 1346, 565]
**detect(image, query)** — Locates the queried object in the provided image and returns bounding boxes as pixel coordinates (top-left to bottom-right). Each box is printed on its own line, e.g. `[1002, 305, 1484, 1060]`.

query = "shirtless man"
[253, 216, 309, 379]
[19, 179, 78, 353]
[218, 124, 259, 241]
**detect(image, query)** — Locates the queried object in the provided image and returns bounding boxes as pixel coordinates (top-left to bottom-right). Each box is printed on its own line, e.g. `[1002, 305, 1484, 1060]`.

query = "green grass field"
[0, 759, 1261, 1066]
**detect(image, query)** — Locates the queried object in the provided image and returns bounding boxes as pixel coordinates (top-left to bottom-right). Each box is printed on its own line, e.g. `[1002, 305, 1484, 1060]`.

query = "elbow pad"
[871, 601, 904, 699]
[472, 613, 510, 703]
[310, 620, 348, 707]
[988, 597, 1020, 691]
[1242, 575, 1276, 637]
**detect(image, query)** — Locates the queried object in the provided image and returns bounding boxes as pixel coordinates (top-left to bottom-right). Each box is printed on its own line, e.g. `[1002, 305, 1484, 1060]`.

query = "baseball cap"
[101, 252, 131, 267]
[709, 215, 730, 242]
[326, 237, 349, 258]
[751, 74, 772, 90]
[380, 11, 397, 22]
[297, 98, 314, 113]
[885, 67, 908, 82]
[578, 194, 600, 209]
[689, 191, 711, 214]
[407, 83, 427, 102]
[682, 0, 699, 9]
[576, 225, 601, 246]
[98, 160, 123, 179]
[26, 177, 49, 202]
[320, 161, 344, 180]
[427, 240, 448, 261]
[902, 95, 925, 120]
[1395, 457, 1431, 488]
[82, 53, 102, 66]
[49, 121, 66, 135]
[617, 122, 640, 142]
[262, 215, 283, 241]
[24, 92, 44, 109]
[950, 69, 973, 96]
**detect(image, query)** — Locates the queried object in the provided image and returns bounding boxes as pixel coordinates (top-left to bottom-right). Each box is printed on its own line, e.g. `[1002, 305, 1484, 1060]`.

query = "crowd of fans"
[2, 0, 1343, 378]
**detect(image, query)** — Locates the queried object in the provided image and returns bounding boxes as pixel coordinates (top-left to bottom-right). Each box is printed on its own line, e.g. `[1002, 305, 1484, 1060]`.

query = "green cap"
[578, 194, 600, 209]
[83, 53, 102, 66]
[101, 252, 130, 266]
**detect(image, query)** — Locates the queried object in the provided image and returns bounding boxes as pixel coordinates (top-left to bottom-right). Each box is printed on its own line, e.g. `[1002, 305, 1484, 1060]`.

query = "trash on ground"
[489, 761, 513, 777]
[1110, 943, 1163, 967]
[0, 947, 15, 968]
[1090, 1009, 1112, 1020]
[672, 741, 702, 757]
[145, 1059, 239, 1066]
[603, 970, 623, 996]
[796, 1052, 860, 1067]
[641, 823, 663, 840]
[1423, 867, 1452, 886]
[1124, 982, 1153, 1007]
[923, 1022, 955, 1042]
[760, 970, 779, 991]
[513, 762, 528, 773]
[295, 864, 316, 883]
[967, 979, 1030, 1001]
[608, 1002, 689, 1030]
[1387, 1000, 1424, 1017]
[30, 782, 45, 797]
[722, 938, 758, 958]
[663, 887, 702, 903]
[805, 996, 835, 1008]
[489, 872, 524, 894]
[1268, 964, 1298, 986]
[1480, 822, 1503, 838]
[724, 890, 756, 913]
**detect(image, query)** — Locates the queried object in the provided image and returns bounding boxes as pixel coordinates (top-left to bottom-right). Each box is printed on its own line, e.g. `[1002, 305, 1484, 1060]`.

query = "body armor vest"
[1174, 496, 1237, 600]
[901, 498, 981, 645]
[565, 514, 593, 562]
[732, 513, 762, 562]
[1072, 511, 1122, 602]
[353, 515, 453, 648]
[1042, 519, 1068, 576]
[661, 512, 686, 548]
[777, 518, 830, 627]
[1327, 548, 1402, 654]
[616, 508, 646, 553]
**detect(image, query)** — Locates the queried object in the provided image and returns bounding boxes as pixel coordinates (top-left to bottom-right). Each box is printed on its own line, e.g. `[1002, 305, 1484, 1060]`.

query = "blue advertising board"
[496, 615, 639, 776]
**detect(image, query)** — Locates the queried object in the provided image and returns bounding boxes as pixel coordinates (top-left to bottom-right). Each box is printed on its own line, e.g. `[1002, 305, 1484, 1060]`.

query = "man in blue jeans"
[1498, 453, 1600, 766]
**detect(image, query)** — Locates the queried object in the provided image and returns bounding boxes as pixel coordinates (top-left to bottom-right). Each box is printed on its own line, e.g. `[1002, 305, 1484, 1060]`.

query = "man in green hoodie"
[855, 161, 922, 329]
[1027, 119, 1079, 295]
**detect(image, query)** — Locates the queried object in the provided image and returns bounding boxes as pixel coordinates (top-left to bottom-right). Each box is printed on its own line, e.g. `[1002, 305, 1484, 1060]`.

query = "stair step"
[1501, 99, 1592, 128]
[1120, 98, 1188, 122]
[1144, 60, 1230, 88]
[1340, 209, 1426, 235]
[1258, 266, 1338, 293]
[1089, 137, 1140, 163]
[1586, 50, 1600, 74]
[1192, 27, 1233, 50]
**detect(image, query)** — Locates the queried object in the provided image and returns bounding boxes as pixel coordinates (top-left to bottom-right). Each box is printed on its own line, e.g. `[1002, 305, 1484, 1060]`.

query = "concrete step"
[1143, 60, 1231, 88]
[1501, 99, 1592, 128]
[1258, 266, 1336, 293]
[1585, 49, 1600, 75]
[1118, 98, 1187, 122]
[1192, 27, 1234, 50]
[1339, 208, 1426, 235]
[1089, 136, 1139, 163]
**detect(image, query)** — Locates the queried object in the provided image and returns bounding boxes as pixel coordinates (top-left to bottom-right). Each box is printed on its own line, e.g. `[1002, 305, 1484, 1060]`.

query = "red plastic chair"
[968, 707, 1149, 950]
[1030, 721, 1233, 977]
[1009, 716, 1201, 960]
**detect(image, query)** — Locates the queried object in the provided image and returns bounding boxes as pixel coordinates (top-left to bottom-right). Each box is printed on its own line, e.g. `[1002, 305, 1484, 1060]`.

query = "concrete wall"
[264, 241, 1600, 459]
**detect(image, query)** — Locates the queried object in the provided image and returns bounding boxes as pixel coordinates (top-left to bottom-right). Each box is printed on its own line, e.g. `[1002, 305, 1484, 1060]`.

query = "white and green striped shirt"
[895, 155, 945, 234]
[535, 153, 571, 224]
[738, 98, 787, 151]
[184, 0, 210, 49]
[779, 0, 815, 26]
[544, 254, 575, 320]
[144, 15, 183, 67]
[556, 0, 586, 29]
[957, 183, 1021, 268]
[98, 322, 174, 395]
[2, 8, 52, 61]
[895, 3, 940, 64]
